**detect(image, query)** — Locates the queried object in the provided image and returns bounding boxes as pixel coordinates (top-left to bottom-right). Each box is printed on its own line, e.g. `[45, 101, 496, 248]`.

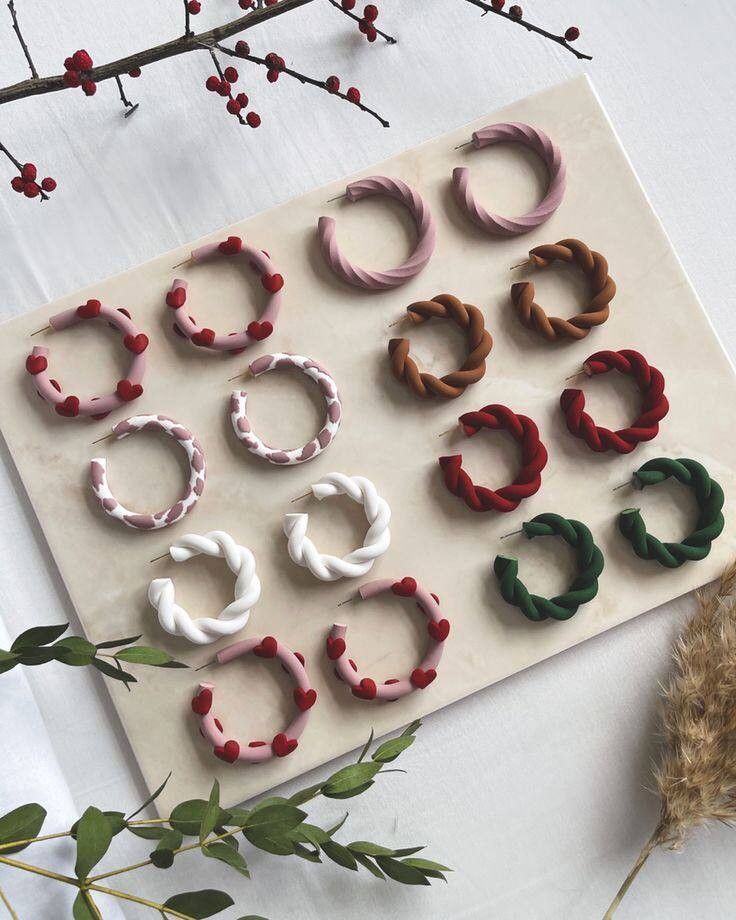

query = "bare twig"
[7, 0, 38, 78]
[463, 0, 593, 60]
[326, 0, 397, 44]
[183, 0, 191, 37]
[114, 75, 139, 117]
[206, 46, 246, 125]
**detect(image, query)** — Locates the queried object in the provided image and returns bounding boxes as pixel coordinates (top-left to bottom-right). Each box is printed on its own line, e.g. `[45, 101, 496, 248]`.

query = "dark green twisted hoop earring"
[493, 513, 604, 622]
[617, 457, 725, 568]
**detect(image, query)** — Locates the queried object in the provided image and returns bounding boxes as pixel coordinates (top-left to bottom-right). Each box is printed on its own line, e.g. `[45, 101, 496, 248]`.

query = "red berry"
[64, 56, 75, 70]
[358, 18, 368, 33]
[217, 80, 232, 96]
[363, 4, 378, 21]
[565, 26, 580, 41]
[246, 111, 261, 127]
[41, 177, 57, 192]
[21, 163, 37, 181]
[23, 182, 40, 198]
[341, 0, 356, 8]
[235, 92, 249, 107]
[264, 0, 277, 5]
[265, 52, 278, 66]
[63, 70, 81, 88]
[82, 80, 97, 96]
[235, 40, 250, 56]
[72, 49, 93, 71]
[491, 0, 504, 9]
[187, 0, 201, 13]
[509, 4, 522, 18]
[325, 75, 340, 93]
[346, 86, 360, 104]
[205, 75, 220, 92]
[11, 176, 25, 192]
[227, 98, 242, 115]
[267, 69, 279, 83]
[128, 67, 142, 78]
[224, 66, 239, 82]
[366, 25, 377, 41]
[239, 0, 253, 6]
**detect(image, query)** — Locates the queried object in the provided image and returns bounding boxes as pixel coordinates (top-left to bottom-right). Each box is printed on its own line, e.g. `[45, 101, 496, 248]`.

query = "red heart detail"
[246, 320, 273, 341]
[117, 307, 132, 319]
[219, 235, 242, 255]
[272, 733, 298, 757]
[55, 396, 80, 417]
[192, 328, 216, 347]
[410, 668, 436, 690]
[191, 687, 212, 715]
[384, 678, 400, 685]
[248, 740, 266, 748]
[254, 636, 278, 658]
[123, 333, 149, 354]
[351, 678, 377, 700]
[261, 272, 284, 293]
[428, 619, 450, 642]
[166, 287, 186, 308]
[116, 379, 143, 402]
[392, 577, 417, 597]
[326, 636, 346, 660]
[214, 739, 240, 763]
[293, 688, 317, 712]
[294, 651, 305, 666]
[77, 299, 101, 319]
[25, 355, 47, 375]
[214, 718, 223, 732]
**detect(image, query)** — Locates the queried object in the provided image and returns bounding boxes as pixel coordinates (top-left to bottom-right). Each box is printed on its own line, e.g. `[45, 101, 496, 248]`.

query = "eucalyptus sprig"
[0, 623, 187, 688]
[0, 721, 449, 918]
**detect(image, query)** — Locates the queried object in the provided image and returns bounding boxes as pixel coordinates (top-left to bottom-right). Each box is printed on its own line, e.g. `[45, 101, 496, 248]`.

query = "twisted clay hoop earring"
[317, 176, 436, 290]
[438, 404, 548, 512]
[493, 513, 604, 621]
[388, 294, 493, 399]
[26, 299, 148, 418]
[561, 349, 669, 454]
[230, 353, 342, 464]
[192, 635, 315, 764]
[90, 415, 206, 530]
[166, 235, 283, 352]
[509, 239, 615, 341]
[148, 531, 261, 644]
[452, 122, 566, 235]
[284, 473, 391, 581]
[328, 576, 449, 700]
[617, 458, 725, 568]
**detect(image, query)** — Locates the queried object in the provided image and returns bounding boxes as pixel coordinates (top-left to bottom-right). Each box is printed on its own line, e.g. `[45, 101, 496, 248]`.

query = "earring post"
[172, 257, 192, 269]
[91, 432, 115, 445]
[337, 595, 358, 608]
[30, 324, 51, 336]
[195, 659, 216, 672]
[509, 260, 531, 271]
[499, 528, 524, 540]
[326, 193, 345, 203]
[227, 368, 252, 383]
[454, 140, 472, 150]
[149, 552, 170, 563]
[291, 492, 311, 503]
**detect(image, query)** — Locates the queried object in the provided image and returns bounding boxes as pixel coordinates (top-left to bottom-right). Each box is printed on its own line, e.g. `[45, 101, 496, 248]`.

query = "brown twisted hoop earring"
[388, 294, 493, 399]
[509, 238, 615, 342]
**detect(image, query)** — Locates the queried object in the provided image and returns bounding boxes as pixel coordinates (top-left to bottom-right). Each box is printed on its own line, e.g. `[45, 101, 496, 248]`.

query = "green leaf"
[371, 735, 414, 763]
[203, 841, 250, 876]
[236, 916, 269, 920]
[72, 891, 98, 920]
[11, 623, 69, 651]
[321, 762, 381, 799]
[321, 781, 375, 800]
[353, 851, 386, 879]
[0, 803, 46, 853]
[200, 780, 221, 844]
[292, 823, 329, 849]
[71, 811, 127, 840]
[401, 719, 422, 737]
[357, 728, 374, 763]
[170, 799, 231, 837]
[375, 856, 430, 885]
[244, 803, 305, 833]
[91, 657, 137, 684]
[52, 636, 96, 666]
[391, 845, 426, 857]
[163, 889, 234, 918]
[17, 647, 61, 666]
[74, 806, 113, 879]
[113, 646, 175, 665]
[127, 825, 169, 840]
[287, 783, 323, 806]
[151, 848, 175, 868]
[126, 772, 172, 820]
[321, 839, 357, 871]
[324, 813, 348, 837]
[95, 634, 143, 649]
[292, 841, 322, 863]
[243, 828, 295, 856]
[151, 827, 183, 861]
[0, 652, 19, 674]
[402, 857, 451, 880]
[347, 841, 395, 857]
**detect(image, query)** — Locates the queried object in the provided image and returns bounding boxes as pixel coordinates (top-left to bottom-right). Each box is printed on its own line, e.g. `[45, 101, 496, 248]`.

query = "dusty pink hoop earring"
[452, 122, 566, 236]
[192, 635, 315, 764]
[26, 299, 148, 419]
[166, 235, 283, 353]
[327, 577, 450, 701]
[317, 176, 436, 290]
[90, 414, 206, 530]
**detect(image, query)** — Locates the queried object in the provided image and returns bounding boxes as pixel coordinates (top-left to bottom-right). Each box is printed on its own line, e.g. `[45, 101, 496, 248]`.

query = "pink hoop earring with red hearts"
[166, 235, 283, 353]
[327, 577, 449, 701]
[192, 635, 316, 764]
[26, 299, 148, 419]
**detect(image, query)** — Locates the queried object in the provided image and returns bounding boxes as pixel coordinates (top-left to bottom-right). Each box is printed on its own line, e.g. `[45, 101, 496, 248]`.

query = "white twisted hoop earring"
[284, 473, 391, 581]
[148, 531, 261, 645]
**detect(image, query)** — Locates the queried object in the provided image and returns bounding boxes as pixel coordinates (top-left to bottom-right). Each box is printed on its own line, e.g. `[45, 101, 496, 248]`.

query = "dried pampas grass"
[603, 560, 736, 918]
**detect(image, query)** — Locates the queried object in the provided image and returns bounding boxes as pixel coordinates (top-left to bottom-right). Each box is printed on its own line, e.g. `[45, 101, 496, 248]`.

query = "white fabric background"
[1, 2, 734, 918]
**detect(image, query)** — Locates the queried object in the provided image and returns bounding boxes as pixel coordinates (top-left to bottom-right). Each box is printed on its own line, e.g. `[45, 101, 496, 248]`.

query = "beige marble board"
[1, 75, 734, 813]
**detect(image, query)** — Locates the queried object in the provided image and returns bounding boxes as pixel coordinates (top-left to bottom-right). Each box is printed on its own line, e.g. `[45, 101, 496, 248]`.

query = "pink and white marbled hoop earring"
[166, 235, 283, 353]
[192, 635, 316, 764]
[90, 415, 206, 530]
[327, 576, 450, 701]
[230, 353, 342, 465]
[317, 176, 436, 290]
[452, 122, 566, 236]
[26, 299, 148, 419]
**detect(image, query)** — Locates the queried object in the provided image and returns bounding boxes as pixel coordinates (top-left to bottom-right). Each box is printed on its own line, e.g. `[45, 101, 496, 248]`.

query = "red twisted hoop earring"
[327, 577, 449, 701]
[166, 235, 283, 353]
[438, 404, 548, 512]
[560, 349, 669, 454]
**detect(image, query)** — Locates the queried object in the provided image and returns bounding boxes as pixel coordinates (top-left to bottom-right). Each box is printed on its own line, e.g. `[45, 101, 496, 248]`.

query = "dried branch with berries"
[0, 0, 590, 202]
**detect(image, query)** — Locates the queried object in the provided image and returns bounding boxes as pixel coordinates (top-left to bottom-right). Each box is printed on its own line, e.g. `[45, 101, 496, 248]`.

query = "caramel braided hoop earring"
[493, 513, 604, 621]
[317, 176, 436, 290]
[388, 294, 493, 399]
[617, 458, 725, 568]
[438, 404, 548, 513]
[452, 122, 566, 235]
[510, 239, 615, 341]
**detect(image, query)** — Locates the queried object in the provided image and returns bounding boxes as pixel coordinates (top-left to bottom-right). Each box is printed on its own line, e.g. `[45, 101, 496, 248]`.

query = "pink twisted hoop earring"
[26, 299, 148, 419]
[192, 635, 315, 764]
[452, 122, 566, 236]
[166, 235, 283, 353]
[317, 176, 436, 290]
[327, 577, 450, 701]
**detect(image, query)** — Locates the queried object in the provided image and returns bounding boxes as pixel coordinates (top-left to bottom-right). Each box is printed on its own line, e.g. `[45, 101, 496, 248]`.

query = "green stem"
[0, 854, 79, 887]
[87, 884, 195, 920]
[0, 887, 19, 920]
[0, 830, 71, 853]
[602, 825, 662, 919]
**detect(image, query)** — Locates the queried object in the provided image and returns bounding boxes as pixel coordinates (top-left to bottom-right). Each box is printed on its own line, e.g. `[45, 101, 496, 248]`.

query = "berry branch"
[464, 0, 591, 60]
[328, 0, 397, 44]
[114, 75, 139, 117]
[6, 0, 37, 78]
[0, 141, 53, 200]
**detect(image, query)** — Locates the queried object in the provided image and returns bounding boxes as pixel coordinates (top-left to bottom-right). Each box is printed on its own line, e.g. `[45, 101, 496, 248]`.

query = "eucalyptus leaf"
[321, 762, 381, 798]
[72, 891, 98, 920]
[347, 841, 395, 857]
[244, 803, 305, 833]
[287, 782, 323, 806]
[321, 839, 357, 871]
[126, 772, 172, 820]
[91, 657, 137, 684]
[371, 735, 414, 763]
[243, 828, 295, 856]
[126, 825, 169, 840]
[357, 728, 374, 763]
[0, 803, 46, 853]
[226, 806, 251, 826]
[71, 811, 126, 839]
[0, 651, 19, 674]
[324, 813, 348, 837]
[10, 623, 69, 651]
[113, 646, 175, 666]
[150, 848, 175, 868]
[52, 636, 96, 666]
[293, 823, 329, 848]
[401, 719, 422, 737]
[74, 806, 114, 879]
[200, 780, 221, 843]
[17, 647, 61, 666]
[95, 634, 143, 649]
[321, 780, 374, 800]
[352, 851, 386, 880]
[402, 857, 451, 880]
[163, 889, 234, 918]
[170, 799, 231, 837]
[203, 841, 250, 876]
[292, 841, 322, 863]
[375, 855, 430, 885]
